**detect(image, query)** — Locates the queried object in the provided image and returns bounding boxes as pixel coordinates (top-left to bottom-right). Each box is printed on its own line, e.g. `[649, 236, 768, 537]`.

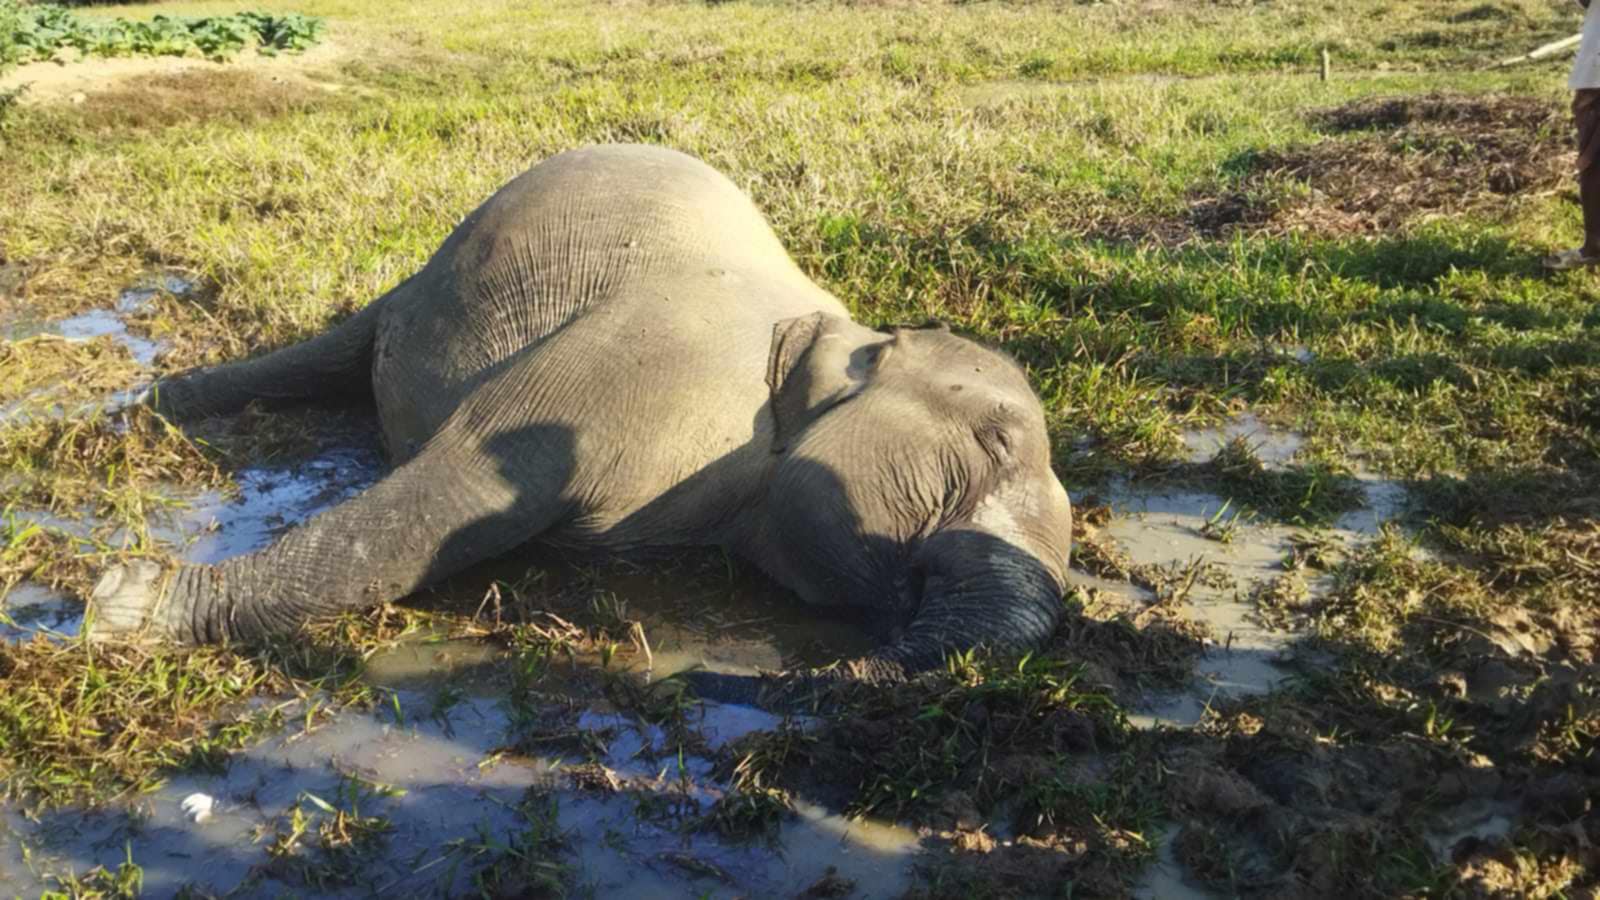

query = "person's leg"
[1583, 148, 1600, 257]
[1547, 89, 1600, 269]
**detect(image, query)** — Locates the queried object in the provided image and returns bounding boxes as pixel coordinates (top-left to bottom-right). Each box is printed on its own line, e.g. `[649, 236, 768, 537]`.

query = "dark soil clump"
[1192, 93, 1570, 238]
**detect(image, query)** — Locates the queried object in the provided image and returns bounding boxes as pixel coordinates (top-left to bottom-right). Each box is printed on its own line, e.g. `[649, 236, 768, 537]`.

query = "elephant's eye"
[976, 423, 1015, 465]
[848, 342, 891, 379]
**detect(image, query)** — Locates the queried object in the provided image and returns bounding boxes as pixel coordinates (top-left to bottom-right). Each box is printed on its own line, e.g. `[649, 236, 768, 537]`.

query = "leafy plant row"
[0, 2, 325, 67]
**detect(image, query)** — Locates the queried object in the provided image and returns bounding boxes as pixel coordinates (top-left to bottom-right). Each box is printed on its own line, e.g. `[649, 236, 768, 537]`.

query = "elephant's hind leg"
[144, 289, 391, 422]
[88, 414, 578, 643]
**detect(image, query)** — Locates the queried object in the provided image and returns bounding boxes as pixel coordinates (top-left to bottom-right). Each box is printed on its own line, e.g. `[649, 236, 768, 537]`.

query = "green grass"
[2, 0, 1600, 895]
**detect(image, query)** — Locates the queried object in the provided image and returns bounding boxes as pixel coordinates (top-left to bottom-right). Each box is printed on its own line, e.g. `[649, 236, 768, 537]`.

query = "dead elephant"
[90, 144, 1074, 693]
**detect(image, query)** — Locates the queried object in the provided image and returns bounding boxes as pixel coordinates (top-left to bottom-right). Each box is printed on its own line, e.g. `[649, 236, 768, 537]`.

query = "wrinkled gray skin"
[90, 144, 1073, 693]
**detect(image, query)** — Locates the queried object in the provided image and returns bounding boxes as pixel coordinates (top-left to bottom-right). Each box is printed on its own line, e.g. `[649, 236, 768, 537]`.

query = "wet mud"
[1074, 414, 1409, 730]
[0, 679, 921, 898]
[971, 90, 1573, 246]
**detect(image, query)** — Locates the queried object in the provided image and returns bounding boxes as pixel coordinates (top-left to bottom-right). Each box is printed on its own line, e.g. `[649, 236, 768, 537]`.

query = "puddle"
[1133, 830, 1220, 900]
[1102, 484, 1309, 730]
[177, 446, 384, 565]
[0, 441, 387, 642]
[1181, 412, 1304, 466]
[0, 679, 920, 897]
[1098, 419, 1410, 729]
[431, 547, 879, 681]
[1, 274, 189, 369]
[0, 582, 83, 641]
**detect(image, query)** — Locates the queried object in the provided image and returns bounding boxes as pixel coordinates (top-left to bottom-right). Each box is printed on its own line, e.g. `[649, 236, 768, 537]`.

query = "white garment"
[1572, 2, 1600, 90]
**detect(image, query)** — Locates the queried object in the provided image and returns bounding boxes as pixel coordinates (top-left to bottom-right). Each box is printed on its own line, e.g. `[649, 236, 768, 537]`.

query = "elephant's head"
[746, 311, 1073, 686]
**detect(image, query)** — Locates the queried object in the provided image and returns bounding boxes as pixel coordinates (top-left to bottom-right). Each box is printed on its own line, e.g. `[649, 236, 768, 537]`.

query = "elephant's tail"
[143, 282, 398, 422]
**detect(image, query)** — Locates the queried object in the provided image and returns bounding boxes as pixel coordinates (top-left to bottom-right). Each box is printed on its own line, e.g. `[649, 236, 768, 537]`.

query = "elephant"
[88, 144, 1074, 692]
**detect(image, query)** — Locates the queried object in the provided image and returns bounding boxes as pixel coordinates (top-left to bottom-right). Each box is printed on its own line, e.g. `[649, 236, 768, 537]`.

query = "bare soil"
[0, 40, 350, 106]
[1191, 93, 1573, 238]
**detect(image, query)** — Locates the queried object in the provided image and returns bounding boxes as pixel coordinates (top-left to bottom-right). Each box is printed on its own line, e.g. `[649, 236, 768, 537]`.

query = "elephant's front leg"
[88, 406, 579, 644]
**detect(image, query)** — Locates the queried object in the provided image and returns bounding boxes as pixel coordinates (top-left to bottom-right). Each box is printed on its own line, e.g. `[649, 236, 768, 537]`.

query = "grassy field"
[3, 0, 1600, 896]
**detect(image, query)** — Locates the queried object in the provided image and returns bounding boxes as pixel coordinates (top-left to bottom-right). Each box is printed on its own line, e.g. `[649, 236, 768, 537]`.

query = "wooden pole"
[1488, 33, 1582, 69]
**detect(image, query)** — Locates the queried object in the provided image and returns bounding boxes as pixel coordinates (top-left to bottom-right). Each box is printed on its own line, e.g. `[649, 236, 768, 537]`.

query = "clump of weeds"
[42, 842, 144, 899]
[1202, 436, 1365, 526]
[0, 337, 139, 409]
[2, 404, 228, 514]
[0, 636, 289, 809]
[1198, 497, 1253, 543]
[262, 775, 402, 890]
[723, 650, 1160, 887]
[0, 608, 384, 810]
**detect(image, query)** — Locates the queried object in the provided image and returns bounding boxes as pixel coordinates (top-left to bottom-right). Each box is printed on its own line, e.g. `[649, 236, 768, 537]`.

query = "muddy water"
[0, 275, 187, 367]
[0, 275, 188, 424]
[433, 550, 879, 680]
[0, 651, 920, 898]
[1123, 419, 1411, 899]
[1102, 417, 1409, 730]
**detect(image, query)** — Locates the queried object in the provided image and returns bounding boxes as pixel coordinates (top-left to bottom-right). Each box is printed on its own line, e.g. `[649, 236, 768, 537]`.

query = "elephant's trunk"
[856, 518, 1069, 680]
[685, 488, 1072, 707]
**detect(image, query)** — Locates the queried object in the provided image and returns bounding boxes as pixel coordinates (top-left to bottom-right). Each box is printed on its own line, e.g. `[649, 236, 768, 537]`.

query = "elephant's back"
[463, 143, 799, 309]
[370, 145, 831, 457]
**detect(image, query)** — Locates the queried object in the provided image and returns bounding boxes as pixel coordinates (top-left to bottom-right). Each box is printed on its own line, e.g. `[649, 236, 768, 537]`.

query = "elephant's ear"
[766, 312, 872, 453]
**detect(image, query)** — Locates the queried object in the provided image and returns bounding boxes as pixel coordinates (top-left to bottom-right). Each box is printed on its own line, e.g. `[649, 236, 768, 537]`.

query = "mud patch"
[0, 682, 922, 897]
[50, 68, 336, 133]
[1192, 93, 1569, 237]
[0, 273, 191, 422]
[1070, 415, 1410, 729]
[1119, 495, 1600, 896]
[0, 39, 349, 109]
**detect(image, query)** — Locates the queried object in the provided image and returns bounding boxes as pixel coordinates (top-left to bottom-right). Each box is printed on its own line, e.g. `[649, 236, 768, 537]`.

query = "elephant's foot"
[87, 560, 176, 642]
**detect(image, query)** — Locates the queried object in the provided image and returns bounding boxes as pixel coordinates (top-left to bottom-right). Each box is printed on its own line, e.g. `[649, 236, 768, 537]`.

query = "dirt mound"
[1192, 93, 1570, 238]
[1312, 94, 1561, 134]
